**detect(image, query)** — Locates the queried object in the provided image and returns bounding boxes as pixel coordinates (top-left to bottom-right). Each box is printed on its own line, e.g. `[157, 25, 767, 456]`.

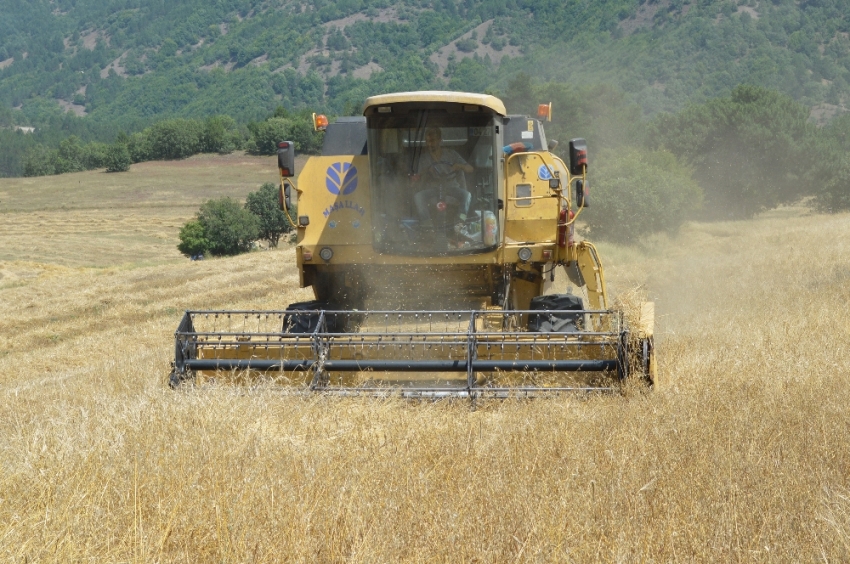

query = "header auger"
[170, 91, 657, 396]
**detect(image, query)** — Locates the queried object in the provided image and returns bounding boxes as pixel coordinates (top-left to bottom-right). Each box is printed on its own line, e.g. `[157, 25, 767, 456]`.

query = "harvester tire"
[636, 336, 655, 388]
[283, 300, 341, 333]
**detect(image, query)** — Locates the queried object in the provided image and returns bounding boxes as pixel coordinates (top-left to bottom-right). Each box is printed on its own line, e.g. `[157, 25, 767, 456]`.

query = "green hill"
[4, 0, 850, 124]
[3, 0, 850, 181]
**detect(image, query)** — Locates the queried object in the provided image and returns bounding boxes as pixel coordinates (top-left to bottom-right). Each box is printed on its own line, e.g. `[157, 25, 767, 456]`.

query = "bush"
[196, 197, 260, 256]
[583, 149, 703, 244]
[177, 219, 209, 257]
[245, 182, 293, 248]
[456, 38, 477, 53]
[104, 143, 131, 172]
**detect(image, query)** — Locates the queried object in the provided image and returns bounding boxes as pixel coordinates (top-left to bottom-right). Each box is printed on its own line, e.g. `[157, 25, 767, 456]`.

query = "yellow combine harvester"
[170, 91, 656, 397]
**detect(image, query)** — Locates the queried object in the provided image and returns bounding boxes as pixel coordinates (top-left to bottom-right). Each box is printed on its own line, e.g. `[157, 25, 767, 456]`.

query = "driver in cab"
[413, 127, 473, 229]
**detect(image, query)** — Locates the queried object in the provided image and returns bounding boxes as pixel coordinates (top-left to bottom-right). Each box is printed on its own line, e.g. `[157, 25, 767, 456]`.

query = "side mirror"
[575, 179, 589, 208]
[277, 141, 295, 177]
[568, 138, 587, 176]
[279, 180, 293, 211]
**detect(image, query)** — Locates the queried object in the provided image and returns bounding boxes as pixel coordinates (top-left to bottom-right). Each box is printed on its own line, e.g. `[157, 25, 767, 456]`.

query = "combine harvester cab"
[170, 92, 657, 396]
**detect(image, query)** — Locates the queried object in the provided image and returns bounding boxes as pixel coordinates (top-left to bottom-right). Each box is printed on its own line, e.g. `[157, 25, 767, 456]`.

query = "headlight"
[319, 247, 334, 261]
[518, 247, 532, 262]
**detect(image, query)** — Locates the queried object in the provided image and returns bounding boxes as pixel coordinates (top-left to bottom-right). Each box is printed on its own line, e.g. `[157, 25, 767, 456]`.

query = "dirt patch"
[429, 20, 521, 78]
[619, 2, 663, 35]
[810, 103, 849, 125]
[737, 6, 760, 19]
[201, 60, 237, 72]
[0, 58, 13, 70]
[81, 30, 108, 50]
[321, 7, 399, 29]
[56, 99, 88, 117]
[297, 52, 320, 75]
[291, 8, 401, 78]
[100, 51, 129, 78]
[352, 61, 383, 79]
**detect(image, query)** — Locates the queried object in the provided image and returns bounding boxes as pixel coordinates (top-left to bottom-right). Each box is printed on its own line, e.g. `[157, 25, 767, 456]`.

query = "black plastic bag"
[527, 294, 584, 333]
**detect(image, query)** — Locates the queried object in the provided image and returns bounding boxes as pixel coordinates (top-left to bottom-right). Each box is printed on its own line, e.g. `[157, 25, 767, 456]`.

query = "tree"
[247, 118, 291, 155]
[196, 197, 260, 256]
[54, 136, 86, 174]
[247, 114, 322, 155]
[104, 143, 131, 172]
[652, 85, 812, 219]
[127, 131, 153, 163]
[22, 145, 55, 177]
[202, 115, 238, 154]
[811, 113, 850, 212]
[584, 148, 703, 243]
[534, 82, 644, 151]
[146, 118, 204, 160]
[81, 142, 109, 169]
[447, 57, 492, 93]
[245, 182, 292, 247]
[502, 72, 535, 116]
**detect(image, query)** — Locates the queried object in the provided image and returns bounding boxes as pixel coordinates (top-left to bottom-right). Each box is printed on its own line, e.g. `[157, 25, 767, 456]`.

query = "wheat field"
[1, 156, 850, 562]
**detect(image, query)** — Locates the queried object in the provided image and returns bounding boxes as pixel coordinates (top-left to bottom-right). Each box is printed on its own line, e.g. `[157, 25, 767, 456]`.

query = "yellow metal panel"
[363, 91, 507, 115]
[298, 244, 501, 266]
[504, 152, 560, 243]
[569, 242, 608, 311]
[502, 243, 556, 264]
[296, 155, 372, 248]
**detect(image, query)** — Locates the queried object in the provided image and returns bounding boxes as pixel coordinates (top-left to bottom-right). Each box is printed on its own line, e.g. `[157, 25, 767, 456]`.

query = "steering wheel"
[424, 160, 459, 182]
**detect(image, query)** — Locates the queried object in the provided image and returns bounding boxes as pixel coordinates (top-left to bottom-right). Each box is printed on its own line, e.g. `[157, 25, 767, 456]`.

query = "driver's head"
[425, 127, 442, 150]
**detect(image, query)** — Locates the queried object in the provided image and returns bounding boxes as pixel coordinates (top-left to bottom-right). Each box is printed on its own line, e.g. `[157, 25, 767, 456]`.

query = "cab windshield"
[368, 110, 500, 255]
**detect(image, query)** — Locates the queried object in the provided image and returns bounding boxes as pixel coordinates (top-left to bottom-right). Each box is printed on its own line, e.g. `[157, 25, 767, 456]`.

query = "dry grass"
[0, 153, 293, 270]
[2, 158, 850, 561]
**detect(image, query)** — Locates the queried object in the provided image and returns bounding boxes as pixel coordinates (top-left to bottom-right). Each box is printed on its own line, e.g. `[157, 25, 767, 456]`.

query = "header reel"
[170, 306, 640, 398]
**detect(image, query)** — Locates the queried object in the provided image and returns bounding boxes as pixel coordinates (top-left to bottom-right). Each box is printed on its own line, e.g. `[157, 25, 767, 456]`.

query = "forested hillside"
[4, 0, 850, 128]
[2, 0, 850, 220]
